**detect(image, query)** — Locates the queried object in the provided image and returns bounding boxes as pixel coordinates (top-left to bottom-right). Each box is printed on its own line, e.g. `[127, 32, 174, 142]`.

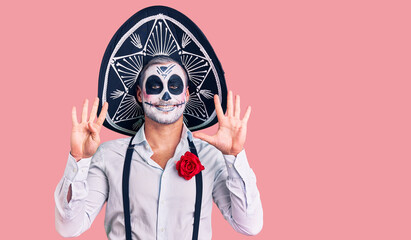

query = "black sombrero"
[98, 6, 227, 136]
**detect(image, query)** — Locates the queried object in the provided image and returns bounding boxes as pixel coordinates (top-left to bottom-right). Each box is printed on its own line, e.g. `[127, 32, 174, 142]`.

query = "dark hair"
[138, 57, 189, 87]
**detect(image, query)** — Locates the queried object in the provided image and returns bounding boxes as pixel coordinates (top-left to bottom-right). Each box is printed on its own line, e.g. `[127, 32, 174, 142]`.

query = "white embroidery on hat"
[130, 33, 142, 49]
[182, 33, 191, 48]
[146, 21, 178, 57]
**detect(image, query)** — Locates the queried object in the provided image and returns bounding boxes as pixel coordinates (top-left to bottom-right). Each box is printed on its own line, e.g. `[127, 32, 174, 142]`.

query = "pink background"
[1, 0, 410, 239]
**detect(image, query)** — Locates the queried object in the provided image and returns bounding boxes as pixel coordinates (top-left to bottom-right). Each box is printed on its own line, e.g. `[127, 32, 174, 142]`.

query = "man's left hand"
[193, 91, 251, 156]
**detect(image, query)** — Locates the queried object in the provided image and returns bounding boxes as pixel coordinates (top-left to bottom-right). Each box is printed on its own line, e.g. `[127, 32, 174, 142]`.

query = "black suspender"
[122, 136, 203, 240]
[188, 139, 203, 240]
[122, 135, 136, 240]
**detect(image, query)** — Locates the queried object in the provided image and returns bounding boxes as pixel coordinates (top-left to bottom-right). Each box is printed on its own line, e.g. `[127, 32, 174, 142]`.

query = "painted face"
[140, 62, 187, 124]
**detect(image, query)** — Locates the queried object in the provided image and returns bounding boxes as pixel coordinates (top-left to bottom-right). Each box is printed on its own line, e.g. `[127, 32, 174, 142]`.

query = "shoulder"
[92, 137, 132, 162]
[99, 137, 132, 151]
[192, 138, 219, 154]
[192, 137, 225, 167]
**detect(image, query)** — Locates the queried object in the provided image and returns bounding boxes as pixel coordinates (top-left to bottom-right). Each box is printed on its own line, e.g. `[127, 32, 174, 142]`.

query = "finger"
[234, 95, 241, 118]
[214, 95, 224, 122]
[193, 132, 216, 146]
[242, 106, 252, 125]
[96, 102, 108, 126]
[72, 106, 78, 126]
[88, 122, 98, 134]
[88, 122, 100, 141]
[81, 99, 89, 123]
[227, 90, 233, 116]
[89, 97, 99, 123]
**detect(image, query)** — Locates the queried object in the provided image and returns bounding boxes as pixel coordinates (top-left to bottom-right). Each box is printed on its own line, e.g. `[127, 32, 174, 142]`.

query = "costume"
[55, 124, 263, 239]
[55, 6, 263, 239]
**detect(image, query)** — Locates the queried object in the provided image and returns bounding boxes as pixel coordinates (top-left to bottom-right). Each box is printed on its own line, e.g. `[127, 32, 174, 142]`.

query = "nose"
[161, 91, 171, 101]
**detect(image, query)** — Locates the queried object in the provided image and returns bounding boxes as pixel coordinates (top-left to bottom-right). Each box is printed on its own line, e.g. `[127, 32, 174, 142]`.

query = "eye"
[145, 75, 163, 95]
[168, 74, 184, 95]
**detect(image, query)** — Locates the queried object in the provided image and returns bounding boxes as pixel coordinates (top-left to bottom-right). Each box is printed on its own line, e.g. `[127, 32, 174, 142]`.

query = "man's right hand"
[70, 98, 108, 161]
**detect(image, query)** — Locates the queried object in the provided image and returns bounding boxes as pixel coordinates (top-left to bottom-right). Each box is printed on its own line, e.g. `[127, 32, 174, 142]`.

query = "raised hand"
[70, 98, 108, 161]
[193, 91, 251, 156]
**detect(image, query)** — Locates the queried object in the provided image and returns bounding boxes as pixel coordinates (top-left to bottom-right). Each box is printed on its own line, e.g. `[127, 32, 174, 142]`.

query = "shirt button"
[160, 228, 165, 232]
[228, 164, 233, 168]
[145, 144, 150, 150]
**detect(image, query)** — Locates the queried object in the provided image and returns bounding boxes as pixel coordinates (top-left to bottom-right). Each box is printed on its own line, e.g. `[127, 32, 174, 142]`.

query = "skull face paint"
[140, 62, 187, 124]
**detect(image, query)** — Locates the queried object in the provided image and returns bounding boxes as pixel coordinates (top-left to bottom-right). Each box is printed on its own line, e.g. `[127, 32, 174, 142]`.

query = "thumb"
[193, 132, 215, 146]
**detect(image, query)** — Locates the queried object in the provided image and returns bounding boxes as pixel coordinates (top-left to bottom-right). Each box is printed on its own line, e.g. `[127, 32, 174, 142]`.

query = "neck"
[144, 116, 184, 150]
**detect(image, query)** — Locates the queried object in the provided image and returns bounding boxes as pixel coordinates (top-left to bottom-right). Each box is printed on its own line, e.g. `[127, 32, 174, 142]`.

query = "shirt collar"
[131, 122, 193, 146]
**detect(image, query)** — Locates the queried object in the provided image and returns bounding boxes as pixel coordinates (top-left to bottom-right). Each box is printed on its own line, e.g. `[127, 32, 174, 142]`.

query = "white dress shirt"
[55, 124, 263, 239]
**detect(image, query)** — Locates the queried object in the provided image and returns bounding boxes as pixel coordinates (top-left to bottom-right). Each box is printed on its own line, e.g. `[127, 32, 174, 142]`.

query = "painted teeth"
[157, 105, 174, 108]
[155, 105, 176, 112]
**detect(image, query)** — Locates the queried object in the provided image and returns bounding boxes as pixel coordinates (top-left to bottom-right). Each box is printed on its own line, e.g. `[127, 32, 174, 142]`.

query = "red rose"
[176, 151, 205, 180]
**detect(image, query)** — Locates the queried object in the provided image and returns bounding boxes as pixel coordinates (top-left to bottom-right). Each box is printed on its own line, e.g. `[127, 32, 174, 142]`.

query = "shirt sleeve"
[212, 149, 263, 236]
[54, 147, 108, 237]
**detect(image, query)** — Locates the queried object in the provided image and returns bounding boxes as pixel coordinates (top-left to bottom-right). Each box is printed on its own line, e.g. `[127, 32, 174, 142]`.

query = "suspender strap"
[188, 139, 203, 240]
[122, 136, 203, 240]
[192, 172, 203, 240]
[122, 136, 135, 240]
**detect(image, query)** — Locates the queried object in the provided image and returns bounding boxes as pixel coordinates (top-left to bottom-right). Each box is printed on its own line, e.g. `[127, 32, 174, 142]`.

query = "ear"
[137, 86, 142, 103]
[185, 86, 190, 102]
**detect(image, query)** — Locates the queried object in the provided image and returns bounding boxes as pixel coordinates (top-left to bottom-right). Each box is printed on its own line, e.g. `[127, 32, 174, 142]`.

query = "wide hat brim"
[97, 6, 227, 136]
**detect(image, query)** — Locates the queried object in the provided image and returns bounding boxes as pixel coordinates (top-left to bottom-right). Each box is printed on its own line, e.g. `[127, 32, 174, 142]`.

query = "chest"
[151, 148, 176, 169]
[104, 154, 213, 211]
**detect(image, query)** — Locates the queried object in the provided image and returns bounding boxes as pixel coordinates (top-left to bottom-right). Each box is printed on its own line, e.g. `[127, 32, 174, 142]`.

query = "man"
[55, 6, 263, 240]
